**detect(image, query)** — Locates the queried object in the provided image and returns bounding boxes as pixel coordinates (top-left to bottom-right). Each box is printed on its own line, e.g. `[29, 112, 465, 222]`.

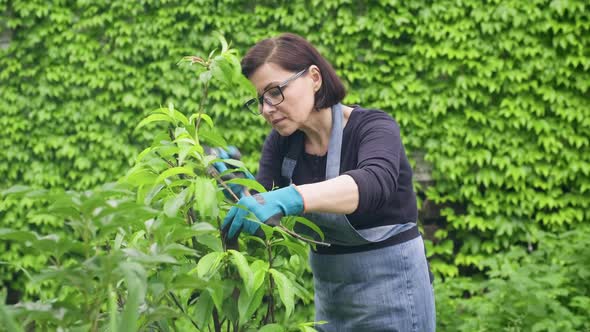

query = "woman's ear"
[309, 65, 322, 92]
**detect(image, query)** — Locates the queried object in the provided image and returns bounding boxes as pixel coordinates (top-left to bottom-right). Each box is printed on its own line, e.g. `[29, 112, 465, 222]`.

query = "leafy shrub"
[0, 38, 321, 332]
[435, 224, 590, 331]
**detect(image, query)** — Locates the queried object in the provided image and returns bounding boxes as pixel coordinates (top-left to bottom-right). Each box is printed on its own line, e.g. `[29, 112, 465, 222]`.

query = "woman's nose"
[260, 101, 276, 115]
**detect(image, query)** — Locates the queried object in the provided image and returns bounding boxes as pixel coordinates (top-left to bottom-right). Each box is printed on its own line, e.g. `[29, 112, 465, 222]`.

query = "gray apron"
[281, 104, 436, 331]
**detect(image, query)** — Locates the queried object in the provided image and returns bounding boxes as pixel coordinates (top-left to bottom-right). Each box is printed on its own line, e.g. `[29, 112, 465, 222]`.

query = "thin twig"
[155, 151, 175, 168]
[168, 291, 199, 329]
[195, 81, 209, 134]
[207, 167, 240, 202]
[277, 225, 330, 247]
[264, 241, 275, 324]
[213, 307, 221, 332]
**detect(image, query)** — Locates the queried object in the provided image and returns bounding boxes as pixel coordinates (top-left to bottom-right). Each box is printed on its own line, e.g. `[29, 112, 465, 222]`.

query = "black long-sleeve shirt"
[256, 106, 418, 230]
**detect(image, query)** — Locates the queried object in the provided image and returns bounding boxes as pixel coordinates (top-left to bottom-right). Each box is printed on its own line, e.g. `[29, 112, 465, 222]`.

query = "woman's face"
[249, 62, 320, 136]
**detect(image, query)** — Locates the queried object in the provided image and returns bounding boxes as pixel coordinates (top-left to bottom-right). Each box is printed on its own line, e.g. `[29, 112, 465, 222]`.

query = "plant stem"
[168, 291, 200, 329]
[277, 225, 330, 247]
[213, 307, 222, 332]
[195, 80, 209, 136]
[264, 241, 275, 324]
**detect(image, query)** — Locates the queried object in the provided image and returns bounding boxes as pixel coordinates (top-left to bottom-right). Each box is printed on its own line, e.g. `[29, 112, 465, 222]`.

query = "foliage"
[0, 39, 320, 331]
[435, 224, 590, 331]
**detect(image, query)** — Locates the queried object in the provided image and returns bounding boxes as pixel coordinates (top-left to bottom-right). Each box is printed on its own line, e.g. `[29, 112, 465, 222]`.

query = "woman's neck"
[300, 107, 332, 156]
[300, 105, 354, 156]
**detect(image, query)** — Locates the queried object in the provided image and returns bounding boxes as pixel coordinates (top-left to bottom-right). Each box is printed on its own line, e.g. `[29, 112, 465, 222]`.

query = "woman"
[222, 33, 436, 332]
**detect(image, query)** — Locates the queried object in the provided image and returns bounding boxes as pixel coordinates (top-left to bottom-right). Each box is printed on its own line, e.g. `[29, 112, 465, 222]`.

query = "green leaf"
[155, 166, 195, 184]
[171, 109, 189, 126]
[258, 324, 285, 332]
[135, 147, 152, 163]
[215, 32, 229, 53]
[228, 250, 254, 294]
[206, 280, 225, 312]
[0, 301, 24, 332]
[225, 178, 267, 194]
[0, 229, 37, 242]
[122, 249, 177, 264]
[193, 291, 214, 330]
[163, 243, 197, 258]
[164, 186, 191, 217]
[193, 177, 218, 217]
[143, 184, 165, 205]
[118, 262, 147, 332]
[211, 158, 245, 169]
[197, 234, 223, 252]
[191, 222, 217, 233]
[238, 285, 265, 324]
[190, 113, 214, 128]
[199, 128, 227, 147]
[269, 269, 294, 318]
[136, 113, 174, 131]
[273, 239, 308, 261]
[292, 216, 325, 241]
[108, 284, 119, 332]
[1, 185, 32, 197]
[123, 167, 157, 186]
[197, 252, 225, 280]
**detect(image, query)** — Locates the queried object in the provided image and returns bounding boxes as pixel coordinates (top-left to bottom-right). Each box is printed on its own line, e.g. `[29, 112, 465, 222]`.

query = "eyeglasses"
[243, 68, 308, 115]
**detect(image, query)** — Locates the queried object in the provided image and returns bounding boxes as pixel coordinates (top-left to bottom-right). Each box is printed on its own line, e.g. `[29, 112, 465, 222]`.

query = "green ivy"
[1, 0, 589, 298]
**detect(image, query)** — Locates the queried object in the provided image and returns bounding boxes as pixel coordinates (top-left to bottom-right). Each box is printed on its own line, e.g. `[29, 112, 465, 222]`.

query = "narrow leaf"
[193, 291, 214, 330]
[269, 269, 295, 318]
[196, 252, 225, 280]
[155, 167, 195, 184]
[259, 324, 285, 332]
[136, 114, 174, 131]
[238, 281, 265, 323]
[228, 250, 254, 294]
[199, 128, 227, 148]
[293, 216, 325, 241]
[163, 187, 191, 217]
[225, 178, 267, 194]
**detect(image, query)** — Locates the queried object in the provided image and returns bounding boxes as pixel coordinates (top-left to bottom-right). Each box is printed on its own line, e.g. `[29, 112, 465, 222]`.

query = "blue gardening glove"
[210, 146, 255, 200]
[222, 185, 304, 240]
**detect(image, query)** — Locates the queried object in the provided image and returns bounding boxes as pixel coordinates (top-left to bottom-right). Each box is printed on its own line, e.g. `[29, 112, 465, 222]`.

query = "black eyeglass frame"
[243, 68, 308, 115]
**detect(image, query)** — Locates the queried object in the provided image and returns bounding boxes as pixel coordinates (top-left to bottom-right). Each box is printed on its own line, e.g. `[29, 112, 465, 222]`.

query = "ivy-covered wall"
[1, 0, 589, 288]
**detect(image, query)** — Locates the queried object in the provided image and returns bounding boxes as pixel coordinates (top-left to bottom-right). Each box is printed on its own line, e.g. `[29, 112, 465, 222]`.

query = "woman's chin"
[274, 126, 296, 137]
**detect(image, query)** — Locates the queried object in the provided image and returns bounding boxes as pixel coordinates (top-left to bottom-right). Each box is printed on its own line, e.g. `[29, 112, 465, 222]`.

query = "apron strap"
[326, 103, 343, 180]
[281, 130, 304, 184]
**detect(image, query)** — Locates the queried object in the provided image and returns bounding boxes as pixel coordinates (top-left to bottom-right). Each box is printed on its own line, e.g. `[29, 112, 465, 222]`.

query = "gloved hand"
[222, 185, 305, 240]
[209, 146, 255, 200]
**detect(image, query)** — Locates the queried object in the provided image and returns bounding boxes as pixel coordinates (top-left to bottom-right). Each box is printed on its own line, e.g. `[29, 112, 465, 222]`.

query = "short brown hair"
[241, 33, 346, 109]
